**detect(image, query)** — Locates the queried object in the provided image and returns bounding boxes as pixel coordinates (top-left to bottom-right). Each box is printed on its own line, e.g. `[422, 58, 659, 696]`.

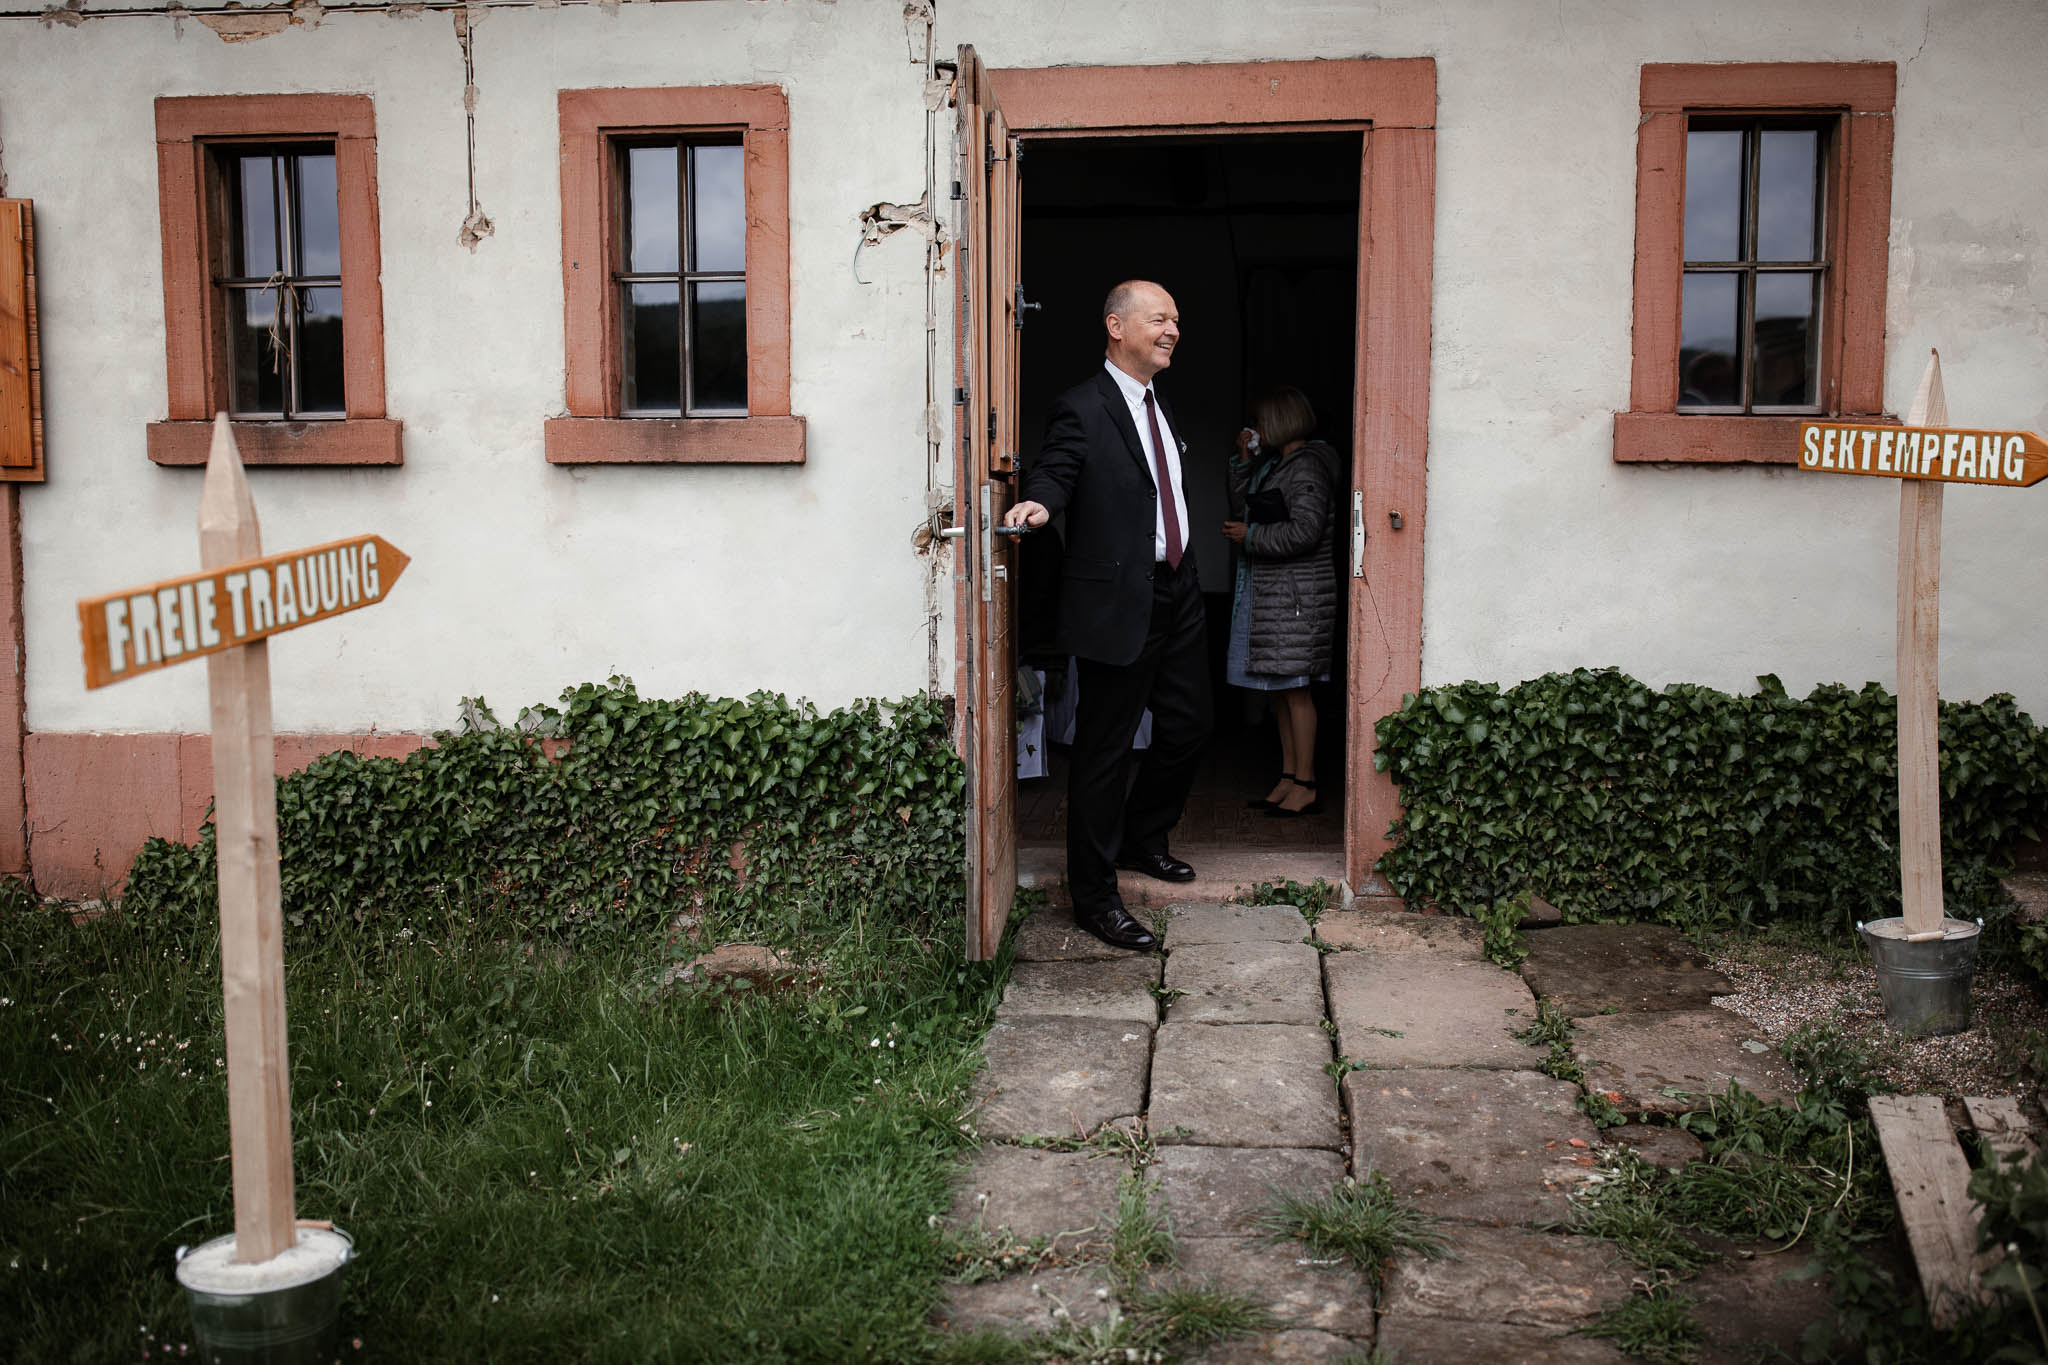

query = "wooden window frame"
[1615, 63, 1895, 465]
[150, 95, 399, 467]
[548, 85, 803, 465]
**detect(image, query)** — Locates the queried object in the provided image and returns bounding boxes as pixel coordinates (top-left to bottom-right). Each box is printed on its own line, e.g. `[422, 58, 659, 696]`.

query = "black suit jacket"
[1021, 367, 1191, 667]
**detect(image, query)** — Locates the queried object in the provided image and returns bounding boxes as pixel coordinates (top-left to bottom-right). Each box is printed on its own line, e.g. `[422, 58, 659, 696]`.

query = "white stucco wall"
[3, 0, 2045, 737]
[1, 0, 949, 735]
[941, 0, 2048, 715]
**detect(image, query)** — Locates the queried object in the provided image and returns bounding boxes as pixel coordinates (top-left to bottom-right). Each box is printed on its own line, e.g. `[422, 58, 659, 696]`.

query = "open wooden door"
[955, 46, 1022, 960]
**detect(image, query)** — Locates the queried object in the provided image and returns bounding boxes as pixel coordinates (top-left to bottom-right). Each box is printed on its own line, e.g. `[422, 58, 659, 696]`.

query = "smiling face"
[1104, 283, 1180, 383]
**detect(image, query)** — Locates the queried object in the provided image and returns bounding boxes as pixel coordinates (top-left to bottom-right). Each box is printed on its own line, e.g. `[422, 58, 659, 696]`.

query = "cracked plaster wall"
[3, 0, 2046, 735]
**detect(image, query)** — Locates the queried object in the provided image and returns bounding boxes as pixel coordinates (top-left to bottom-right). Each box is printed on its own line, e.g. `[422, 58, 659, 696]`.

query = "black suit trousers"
[1067, 555, 1212, 910]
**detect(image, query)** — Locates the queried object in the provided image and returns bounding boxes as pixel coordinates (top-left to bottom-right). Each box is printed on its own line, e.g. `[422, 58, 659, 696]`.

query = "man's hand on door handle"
[1004, 500, 1049, 529]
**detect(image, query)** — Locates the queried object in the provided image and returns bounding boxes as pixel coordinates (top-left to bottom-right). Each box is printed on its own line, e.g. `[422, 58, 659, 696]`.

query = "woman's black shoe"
[1246, 773, 1296, 810]
[1266, 779, 1322, 818]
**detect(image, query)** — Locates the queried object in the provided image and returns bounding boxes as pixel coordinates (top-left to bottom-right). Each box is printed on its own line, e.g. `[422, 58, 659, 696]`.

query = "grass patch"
[1129, 1283, 1276, 1348]
[1255, 1174, 1448, 1292]
[0, 894, 1010, 1362]
[1578, 1286, 1704, 1364]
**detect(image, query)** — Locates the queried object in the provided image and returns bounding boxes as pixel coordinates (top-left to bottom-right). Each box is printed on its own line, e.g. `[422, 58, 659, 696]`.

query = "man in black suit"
[1003, 280, 1210, 952]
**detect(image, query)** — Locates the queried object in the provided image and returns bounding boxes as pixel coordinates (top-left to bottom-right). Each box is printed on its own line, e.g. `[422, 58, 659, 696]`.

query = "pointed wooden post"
[199, 414, 296, 1262]
[1897, 353, 1948, 940]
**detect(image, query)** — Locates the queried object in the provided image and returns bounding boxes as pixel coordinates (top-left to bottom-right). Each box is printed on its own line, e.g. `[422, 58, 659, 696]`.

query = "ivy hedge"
[124, 680, 965, 945]
[1373, 669, 2048, 935]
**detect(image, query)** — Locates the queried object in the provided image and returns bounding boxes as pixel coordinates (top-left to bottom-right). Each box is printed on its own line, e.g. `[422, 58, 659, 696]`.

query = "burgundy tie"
[1144, 390, 1183, 569]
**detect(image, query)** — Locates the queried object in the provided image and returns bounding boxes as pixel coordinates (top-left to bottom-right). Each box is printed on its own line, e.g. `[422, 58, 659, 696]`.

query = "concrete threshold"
[1017, 841, 1369, 910]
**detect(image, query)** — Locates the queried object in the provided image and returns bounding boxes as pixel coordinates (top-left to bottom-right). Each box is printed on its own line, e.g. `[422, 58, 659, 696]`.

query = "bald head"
[1102, 280, 1180, 383]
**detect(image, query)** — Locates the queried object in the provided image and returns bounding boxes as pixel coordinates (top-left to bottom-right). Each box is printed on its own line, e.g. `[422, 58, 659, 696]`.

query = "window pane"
[1757, 130, 1819, 262]
[690, 144, 746, 273]
[1679, 272, 1740, 408]
[296, 286, 346, 415]
[690, 282, 747, 413]
[1753, 272, 1818, 407]
[1684, 129, 1744, 262]
[623, 282, 681, 412]
[294, 152, 342, 277]
[625, 145, 681, 275]
[230, 286, 285, 416]
[231, 155, 281, 278]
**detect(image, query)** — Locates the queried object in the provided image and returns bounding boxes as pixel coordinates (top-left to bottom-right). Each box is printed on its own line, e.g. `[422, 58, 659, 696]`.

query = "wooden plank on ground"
[1869, 1094, 1991, 1327]
[1963, 1095, 2038, 1165]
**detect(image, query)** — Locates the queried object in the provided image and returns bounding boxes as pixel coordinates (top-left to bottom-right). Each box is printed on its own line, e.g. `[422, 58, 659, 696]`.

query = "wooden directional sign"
[78, 533, 409, 689]
[1799, 421, 2048, 487]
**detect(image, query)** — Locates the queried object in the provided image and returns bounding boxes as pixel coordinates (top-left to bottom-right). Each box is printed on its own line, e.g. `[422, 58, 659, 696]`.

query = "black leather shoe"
[1074, 900, 1157, 952]
[1115, 850, 1197, 883]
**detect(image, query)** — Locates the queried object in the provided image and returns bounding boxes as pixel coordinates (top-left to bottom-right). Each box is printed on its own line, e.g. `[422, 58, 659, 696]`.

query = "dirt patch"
[1706, 931, 2048, 1107]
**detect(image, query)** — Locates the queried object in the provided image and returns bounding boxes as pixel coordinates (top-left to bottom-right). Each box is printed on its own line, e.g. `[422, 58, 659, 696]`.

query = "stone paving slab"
[1323, 952, 1543, 1069]
[1573, 1008, 1796, 1115]
[1180, 1329, 1365, 1364]
[1521, 923, 1735, 1015]
[1012, 909, 1139, 962]
[1378, 1225, 1633, 1327]
[1314, 910, 1485, 957]
[972, 1015, 1152, 1141]
[1606, 1121, 1706, 1172]
[1165, 902, 1313, 945]
[1165, 940, 1325, 1025]
[1375, 1315, 1631, 1363]
[1150, 1022, 1342, 1149]
[1151, 1145, 1346, 1238]
[933, 1265, 1118, 1335]
[1001, 956, 1161, 1024]
[1345, 1068, 1599, 1225]
[948, 1145, 1127, 1253]
[1145, 1236, 1374, 1337]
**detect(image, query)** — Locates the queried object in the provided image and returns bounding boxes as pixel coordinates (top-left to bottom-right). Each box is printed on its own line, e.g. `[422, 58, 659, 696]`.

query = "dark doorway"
[1011, 132, 1363, 850]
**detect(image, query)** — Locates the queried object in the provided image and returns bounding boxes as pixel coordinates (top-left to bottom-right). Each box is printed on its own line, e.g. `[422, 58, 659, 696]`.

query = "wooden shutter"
[0, 199, 43, 480]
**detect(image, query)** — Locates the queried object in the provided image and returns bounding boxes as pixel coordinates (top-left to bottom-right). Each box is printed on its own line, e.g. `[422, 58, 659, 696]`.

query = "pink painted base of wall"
[25, 731, 426, 899]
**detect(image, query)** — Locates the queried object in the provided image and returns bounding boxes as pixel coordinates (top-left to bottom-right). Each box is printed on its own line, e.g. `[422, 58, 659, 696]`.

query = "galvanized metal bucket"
[175, 1226, 352, 1365]
[1857, 916, 1982, 1037]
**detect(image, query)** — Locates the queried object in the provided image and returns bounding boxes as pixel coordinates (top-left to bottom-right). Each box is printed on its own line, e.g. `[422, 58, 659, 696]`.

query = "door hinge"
[951, 179, 964, 201]
[988, 409, 998, 442]
[954, 386, 967, 406]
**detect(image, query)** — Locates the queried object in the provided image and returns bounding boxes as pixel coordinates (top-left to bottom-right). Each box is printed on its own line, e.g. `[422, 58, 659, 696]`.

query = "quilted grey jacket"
[1230, 440, 1341, 677]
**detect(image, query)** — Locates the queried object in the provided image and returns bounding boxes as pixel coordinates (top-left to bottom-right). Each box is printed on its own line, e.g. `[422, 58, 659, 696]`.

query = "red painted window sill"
[1612, 412, 1895, 465]
[543, 415, 806, 465]
[147, 418, 403, 467]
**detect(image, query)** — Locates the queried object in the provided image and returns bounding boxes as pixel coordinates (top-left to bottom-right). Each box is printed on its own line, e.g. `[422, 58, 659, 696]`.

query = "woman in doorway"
[1222, 386, 1341, 818]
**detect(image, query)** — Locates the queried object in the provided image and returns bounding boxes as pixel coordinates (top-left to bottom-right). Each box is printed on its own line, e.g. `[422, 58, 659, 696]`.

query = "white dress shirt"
[1103, 359, 1190, 564]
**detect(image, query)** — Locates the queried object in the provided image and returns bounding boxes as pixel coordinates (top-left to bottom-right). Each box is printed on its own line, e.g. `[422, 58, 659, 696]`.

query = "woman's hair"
[1251, 386, 1316, 449]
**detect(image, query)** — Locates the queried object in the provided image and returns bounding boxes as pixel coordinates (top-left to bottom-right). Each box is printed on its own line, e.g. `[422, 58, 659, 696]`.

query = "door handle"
[1014, 284, 1042, 328]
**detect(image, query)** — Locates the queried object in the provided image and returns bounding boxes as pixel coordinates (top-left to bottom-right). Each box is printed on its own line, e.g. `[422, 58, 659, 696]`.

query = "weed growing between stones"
[1107, 1171, 1175, 1288]
[1232, 879, 1338, 924]
[1507, 1000, 1627, 1126]
[1578, 1285, 1705, 1364]
[1254, 1174, 1449, 1292]
[1122, 1284, 1277, 1348]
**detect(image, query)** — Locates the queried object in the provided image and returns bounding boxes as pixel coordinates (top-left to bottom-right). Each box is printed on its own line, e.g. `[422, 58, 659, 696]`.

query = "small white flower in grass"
[870, 1038, 881, 1048]
[1094, 1287, 1109, 1300]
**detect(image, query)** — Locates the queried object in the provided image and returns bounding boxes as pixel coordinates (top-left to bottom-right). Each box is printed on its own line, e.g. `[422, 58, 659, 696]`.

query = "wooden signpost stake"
[77, 415, 408, 1263]
[1799, 351, 2048, 941]
[1896, 356, 1948, 942]
[200, 417, 296, 1262]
